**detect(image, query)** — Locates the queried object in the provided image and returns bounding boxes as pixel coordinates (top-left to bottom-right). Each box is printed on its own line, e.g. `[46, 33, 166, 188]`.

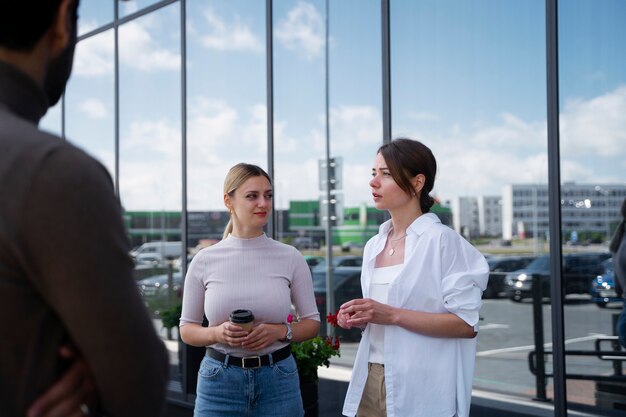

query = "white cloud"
[276, 1, 324, 60]
[119, 22, 180, 71]
[73, 19, 179, 77]
[329, 105, 382, 152]
[200, 7, 263, 52]
[121, 119, 181, 158]
[560, 85, 626, 157]
[73, 32, 114, 77]
[119, 120, 182, 211]
[79, 98, 108, 119]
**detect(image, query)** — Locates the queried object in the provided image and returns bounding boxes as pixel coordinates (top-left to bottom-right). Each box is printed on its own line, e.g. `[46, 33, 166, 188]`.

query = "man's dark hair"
[0, 0, 80, 51]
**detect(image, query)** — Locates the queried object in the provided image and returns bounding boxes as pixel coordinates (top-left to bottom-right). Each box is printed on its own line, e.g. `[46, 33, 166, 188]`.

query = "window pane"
[324, 0, 381, 346]
[186, 0, 266, 248]
[78, 0, 113, 36]
[65, 30, 116, 181]
[118, 3, 183, 387]
[391, 0, 549, 403]
[559, 0, 626, 413]
[272, 0, 325, 288]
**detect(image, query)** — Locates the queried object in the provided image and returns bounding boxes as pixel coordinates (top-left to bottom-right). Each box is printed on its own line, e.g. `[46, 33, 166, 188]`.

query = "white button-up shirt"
[342, 213, 489, 417]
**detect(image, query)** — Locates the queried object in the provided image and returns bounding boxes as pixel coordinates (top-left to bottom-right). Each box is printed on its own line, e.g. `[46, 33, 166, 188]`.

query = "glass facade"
[50, 0, 626, 415]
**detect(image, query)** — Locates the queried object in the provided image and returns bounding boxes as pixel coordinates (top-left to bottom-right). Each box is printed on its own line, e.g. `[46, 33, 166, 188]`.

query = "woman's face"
[227, 175, 273, 231]
[369, 153, 413, 211]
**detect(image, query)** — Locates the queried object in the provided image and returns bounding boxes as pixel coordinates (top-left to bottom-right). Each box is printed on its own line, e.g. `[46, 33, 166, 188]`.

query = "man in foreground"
[0, 1, 169, 415]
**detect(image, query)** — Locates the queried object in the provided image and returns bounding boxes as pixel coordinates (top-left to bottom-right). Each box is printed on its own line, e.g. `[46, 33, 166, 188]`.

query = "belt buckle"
[242, 356, 261, 369]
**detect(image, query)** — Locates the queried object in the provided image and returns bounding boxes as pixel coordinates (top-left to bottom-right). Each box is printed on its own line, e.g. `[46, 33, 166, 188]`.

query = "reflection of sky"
[40, 0, 626, 211]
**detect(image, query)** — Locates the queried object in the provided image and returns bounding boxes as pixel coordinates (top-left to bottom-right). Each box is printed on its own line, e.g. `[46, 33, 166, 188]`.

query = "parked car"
[292, 237, 320, 250]
[504, 252, 611, 302]
[304, 255, 324, 273]
[137, 271, 183, 316]
[131, 241, 183, 264]
[312, 255, 363, 273]
[483, 255, 536, 298]
[312, 266, 363, 341]
[590, 258, 622, 308]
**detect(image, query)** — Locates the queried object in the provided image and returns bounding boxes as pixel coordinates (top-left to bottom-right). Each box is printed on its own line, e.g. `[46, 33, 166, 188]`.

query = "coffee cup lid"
[230, 309, 254, 323]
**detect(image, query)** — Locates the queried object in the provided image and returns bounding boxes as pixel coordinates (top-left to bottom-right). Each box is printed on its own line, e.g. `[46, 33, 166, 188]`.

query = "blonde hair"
[222, 163, 272, 239]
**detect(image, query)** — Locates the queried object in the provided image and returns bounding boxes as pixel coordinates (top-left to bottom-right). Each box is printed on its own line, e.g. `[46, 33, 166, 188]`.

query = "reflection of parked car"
[504, 253, 611, 302]
[590, 258, 622, 308]
[312, 256, 363, 273]
[312, 266, 363, 341]
[292, 237, 320, 250]
[131, 241, 182, 262]
[304, 255, 324, 273]
[137, 272, 182, 316]
[483, 256, 536, 298]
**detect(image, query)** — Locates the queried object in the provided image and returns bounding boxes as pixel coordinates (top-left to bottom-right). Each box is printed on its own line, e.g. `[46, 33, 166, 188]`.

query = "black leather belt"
[206, 345, 292, 369]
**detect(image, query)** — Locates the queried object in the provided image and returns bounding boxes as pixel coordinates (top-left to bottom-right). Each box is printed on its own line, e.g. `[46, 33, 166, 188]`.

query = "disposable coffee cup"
[229, 309, 254, 332]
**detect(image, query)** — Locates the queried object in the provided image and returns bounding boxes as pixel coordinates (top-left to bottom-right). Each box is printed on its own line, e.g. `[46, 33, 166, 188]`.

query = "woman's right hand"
[215, 322, 250, 347]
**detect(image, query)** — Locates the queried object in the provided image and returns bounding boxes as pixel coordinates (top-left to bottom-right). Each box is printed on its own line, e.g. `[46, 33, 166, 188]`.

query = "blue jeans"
[617, 300, 626, 349]
[194, 354, 304, 417]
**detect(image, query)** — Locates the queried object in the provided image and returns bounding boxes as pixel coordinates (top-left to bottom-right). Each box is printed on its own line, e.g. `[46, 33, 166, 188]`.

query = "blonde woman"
[180, 163, 320, 417]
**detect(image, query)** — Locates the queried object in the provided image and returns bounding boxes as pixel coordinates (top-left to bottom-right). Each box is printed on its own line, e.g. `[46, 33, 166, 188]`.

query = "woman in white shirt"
[179, 163, 320, 417]
[338, 139, 489, 417]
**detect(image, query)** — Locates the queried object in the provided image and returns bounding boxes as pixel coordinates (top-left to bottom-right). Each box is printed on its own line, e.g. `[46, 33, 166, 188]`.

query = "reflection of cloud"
[276, 1, 324, 60]
[560, 85, 626, 157]
[73, 19, 179, 77]
[119, 22, 180, 71]
[471, 113, 545, 150]
[200, 7, 263, 52]
[122, 119, 181, 157]
[395, 86, 626, 200]
[74, 33, 114, 77]
[79, 98, 108, 119]
[328, 105, 382, 152]
[119, 120, 182, 211]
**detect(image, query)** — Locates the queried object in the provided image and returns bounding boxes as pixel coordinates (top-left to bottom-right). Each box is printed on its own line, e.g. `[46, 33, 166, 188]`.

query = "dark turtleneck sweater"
[0, 60, 168, 416]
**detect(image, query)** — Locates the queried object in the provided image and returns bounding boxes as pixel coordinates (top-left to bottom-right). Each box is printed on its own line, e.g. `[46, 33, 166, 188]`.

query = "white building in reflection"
[501, 183, 626, 242]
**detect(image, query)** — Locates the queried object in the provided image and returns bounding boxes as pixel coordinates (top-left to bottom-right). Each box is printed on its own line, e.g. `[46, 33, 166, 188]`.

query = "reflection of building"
[451, 196, 502, 239]
[502, 183, 626, 241]
[451, 197, 479, 239]
[478, 196, 502, 237]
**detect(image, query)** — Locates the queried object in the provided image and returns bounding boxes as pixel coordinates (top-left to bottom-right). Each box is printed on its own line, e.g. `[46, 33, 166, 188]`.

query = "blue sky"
[40, 0, 625, 212]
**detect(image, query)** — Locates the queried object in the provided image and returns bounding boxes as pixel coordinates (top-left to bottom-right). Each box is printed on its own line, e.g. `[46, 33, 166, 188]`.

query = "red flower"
[333, 336, 340, 350]
[326, 311, 339, 327]
[287, 314, 294, 324]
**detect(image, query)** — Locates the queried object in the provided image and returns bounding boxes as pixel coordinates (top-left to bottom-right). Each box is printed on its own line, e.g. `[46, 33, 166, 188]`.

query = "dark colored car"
[137, 271, 183, 316]
[312, 266, 363, 341]
[483, 255, 536, 298]
[504, 252, 611, 302]
[304, 255, 324, 273]
[590, 258, 622, 308]
[312, 255, 363, 273]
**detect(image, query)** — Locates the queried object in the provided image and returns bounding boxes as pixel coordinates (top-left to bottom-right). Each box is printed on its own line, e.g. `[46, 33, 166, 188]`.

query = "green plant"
[290, 312, 341, 382]
[161, 303, 182, 329]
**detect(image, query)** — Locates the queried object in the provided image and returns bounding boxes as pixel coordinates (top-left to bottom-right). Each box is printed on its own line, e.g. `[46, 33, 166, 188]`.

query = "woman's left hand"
[240, 323, 282, 351]
[341, 298, 395, 328]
